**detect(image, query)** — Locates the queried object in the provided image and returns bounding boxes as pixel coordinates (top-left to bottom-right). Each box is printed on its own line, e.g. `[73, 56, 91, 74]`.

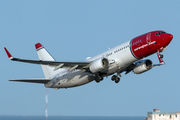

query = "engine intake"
[133, 59, 153, 74]
[89, 58, 109, 73]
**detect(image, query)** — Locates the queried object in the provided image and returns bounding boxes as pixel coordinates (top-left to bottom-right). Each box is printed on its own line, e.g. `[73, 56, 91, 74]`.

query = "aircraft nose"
[166, 33, 173, 41]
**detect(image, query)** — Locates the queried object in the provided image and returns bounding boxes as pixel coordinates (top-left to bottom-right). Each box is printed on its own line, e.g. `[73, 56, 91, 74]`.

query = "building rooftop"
[147, 109, 180, 115]
[148, 112, 178, 115]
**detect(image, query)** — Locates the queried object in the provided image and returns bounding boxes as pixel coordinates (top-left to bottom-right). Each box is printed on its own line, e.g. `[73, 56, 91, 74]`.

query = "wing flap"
[9, 79, 51, 84]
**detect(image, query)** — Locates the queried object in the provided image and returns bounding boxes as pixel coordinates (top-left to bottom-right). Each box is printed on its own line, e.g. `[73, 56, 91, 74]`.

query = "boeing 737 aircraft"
[5, 30, 173, 89]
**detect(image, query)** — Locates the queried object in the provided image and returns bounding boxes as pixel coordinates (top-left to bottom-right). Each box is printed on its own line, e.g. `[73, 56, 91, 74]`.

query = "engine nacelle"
[133, 59, 153, 74]
[89, 58, 109, 73]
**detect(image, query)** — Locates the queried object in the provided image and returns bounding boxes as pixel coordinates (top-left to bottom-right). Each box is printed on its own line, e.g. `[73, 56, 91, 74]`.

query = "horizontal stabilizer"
[9, 79, 51, 84]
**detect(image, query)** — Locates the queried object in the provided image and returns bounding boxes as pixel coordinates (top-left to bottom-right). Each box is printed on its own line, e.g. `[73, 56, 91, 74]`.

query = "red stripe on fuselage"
[130, 31, 172, 59]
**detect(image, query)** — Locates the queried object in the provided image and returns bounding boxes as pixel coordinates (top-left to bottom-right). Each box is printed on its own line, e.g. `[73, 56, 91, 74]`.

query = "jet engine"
[133, 59, 153, 74]
[89, 58, 109, 73]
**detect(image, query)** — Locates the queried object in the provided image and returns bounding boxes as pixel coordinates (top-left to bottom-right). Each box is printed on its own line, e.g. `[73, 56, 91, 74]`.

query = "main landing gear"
[111, 75, 120, 83]
[111, 73, 121, 83]
[95, 73, 103, 83]
[95, 73, 121, 84]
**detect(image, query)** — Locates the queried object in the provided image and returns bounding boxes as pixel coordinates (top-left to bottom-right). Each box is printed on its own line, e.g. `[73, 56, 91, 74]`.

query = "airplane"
[4, 30, 173, 89]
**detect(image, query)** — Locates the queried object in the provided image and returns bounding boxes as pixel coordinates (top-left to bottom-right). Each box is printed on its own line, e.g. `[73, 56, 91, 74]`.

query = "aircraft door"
[146, 33, 154, 49]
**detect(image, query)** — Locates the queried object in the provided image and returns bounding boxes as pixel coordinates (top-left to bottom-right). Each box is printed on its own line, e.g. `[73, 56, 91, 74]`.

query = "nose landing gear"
[156, 52, 165, 65]
[158, 53, 163, 58]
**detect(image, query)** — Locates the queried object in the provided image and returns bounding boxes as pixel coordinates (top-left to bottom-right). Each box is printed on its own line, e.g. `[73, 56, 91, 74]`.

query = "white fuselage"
[6, 30, 173, 88]
[45, 41, 138, 89]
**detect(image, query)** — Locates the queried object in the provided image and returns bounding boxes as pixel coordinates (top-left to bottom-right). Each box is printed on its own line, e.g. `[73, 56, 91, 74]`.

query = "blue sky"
[1, 0, 180, 116]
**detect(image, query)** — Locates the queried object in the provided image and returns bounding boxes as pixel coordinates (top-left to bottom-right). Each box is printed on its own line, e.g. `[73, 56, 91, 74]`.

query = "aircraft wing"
[4, 47, 90, 71]
[9, 79, 51, 84]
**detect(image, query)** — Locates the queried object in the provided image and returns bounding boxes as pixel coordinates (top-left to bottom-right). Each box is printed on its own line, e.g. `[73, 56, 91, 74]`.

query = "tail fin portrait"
[35, 43, 57, 78]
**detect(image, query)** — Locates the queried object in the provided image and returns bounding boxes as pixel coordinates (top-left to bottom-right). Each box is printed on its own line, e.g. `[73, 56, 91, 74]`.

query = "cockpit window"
[155, 32, 166, 35]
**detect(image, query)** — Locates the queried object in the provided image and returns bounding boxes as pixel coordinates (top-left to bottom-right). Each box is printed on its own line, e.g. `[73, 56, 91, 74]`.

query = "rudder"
[35, 43, 58, 78]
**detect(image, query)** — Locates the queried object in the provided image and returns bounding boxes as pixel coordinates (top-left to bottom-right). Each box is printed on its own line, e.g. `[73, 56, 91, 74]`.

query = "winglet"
[4, 47, 13, 59]
[35, 43, 43, 50]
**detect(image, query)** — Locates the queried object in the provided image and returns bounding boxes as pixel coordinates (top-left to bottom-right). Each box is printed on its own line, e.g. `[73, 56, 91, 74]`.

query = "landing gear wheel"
[111, 75, 116, 81]
[111, 75, 121, 83]
[95, 74, 103, 83]
[95, 78, 100, 83]
[159, 54, 163, 58]
[115, 77, 120, 83]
